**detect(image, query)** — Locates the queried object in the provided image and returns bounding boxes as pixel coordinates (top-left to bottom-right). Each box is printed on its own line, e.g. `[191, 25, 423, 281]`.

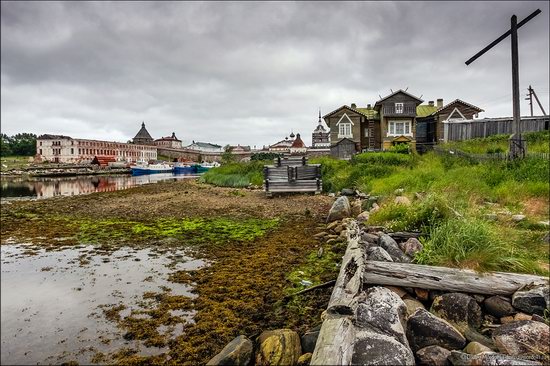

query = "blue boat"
[131, 163, 173, 176]
[174, 162, 196, 174]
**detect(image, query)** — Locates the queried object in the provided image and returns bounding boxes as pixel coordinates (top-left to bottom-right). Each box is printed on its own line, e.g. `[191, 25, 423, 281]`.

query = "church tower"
[312, 109, 330, 148]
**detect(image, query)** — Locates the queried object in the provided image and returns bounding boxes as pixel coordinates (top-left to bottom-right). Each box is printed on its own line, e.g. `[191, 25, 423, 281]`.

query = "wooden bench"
[264, 157, 322, 197]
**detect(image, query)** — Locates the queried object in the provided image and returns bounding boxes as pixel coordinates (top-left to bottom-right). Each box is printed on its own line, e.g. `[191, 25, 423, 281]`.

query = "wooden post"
[509, 15, 526, 159]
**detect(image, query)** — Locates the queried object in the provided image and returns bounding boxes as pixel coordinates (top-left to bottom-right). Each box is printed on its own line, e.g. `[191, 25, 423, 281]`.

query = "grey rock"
[379, 233, 411, 263]
[206, 335, 254, 366]
[472, 295, 485, 304]
[351, 200, 362, 217]
[492, 320, 549, 357]
[362, 196, 379, 211]
[407, 308, 467, 352]
[416, 345, 451, 366]
[361, 232, 379, 244]
[300, 329, 320, 354]
[340, 188, 355, 196]
[326, 196, 351, 223]
[394, 196, 411, 205]
[531, 314, 547, 324]
[431, 293, 482, 333]
[356, 211, 370, 223]
[471, 352, 543, 365]
[355, 287, 409, 345]
[484, 214, 498, 221]
[447, 350, 472, 366]
[399, 237, 424, 257]
[463, 328, 496, 350]
[484, 296, 516, 318]
[367, 246, 394, 262]
[370, 202, 380, 213]
[328, 192, 336, 197]
[464, 341, 492, 355]
[352, 330, 415, 366]
[404, 298, 425, 317]
[512, 285, 549, 316]
[511, 214, 526, 222]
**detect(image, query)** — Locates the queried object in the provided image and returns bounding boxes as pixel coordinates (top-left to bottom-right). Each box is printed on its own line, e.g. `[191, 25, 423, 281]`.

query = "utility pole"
[527, 86, 533, 116]
[465, 9, 541, 159]
[531, 87, 547, 116]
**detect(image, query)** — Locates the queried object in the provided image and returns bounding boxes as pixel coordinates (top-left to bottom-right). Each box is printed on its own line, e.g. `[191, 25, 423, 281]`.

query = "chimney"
[437, 99, 443, 108]
[351, 103, 357, 109]
[428, 101, 434, 106]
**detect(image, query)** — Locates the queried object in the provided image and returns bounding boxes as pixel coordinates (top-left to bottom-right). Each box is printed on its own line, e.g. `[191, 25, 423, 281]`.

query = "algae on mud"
[0, 180, 335, 365]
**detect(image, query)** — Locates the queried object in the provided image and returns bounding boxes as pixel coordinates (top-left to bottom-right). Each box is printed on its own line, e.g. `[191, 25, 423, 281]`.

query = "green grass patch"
[0, 155, 32, 171]
[200, 161, 267, 187]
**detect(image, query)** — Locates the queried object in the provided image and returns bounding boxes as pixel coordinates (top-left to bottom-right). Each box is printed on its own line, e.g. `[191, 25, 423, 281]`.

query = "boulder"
[370, 202, 380, 213]
[399, 238, 424, 257]
[340, 188, 355, 196]
[463, 328, 496, 350]
[448, 351, 543, 366]
[356, 211, 370, 223]
[352, 330, 415, 365]
[514, 313, 532, 321]
[326, 197, 351, 223]
[394, 196, 411, 205]
[355, 287, 409, 345]
[256, 329, 302, 366]
[361, 232, 379, 244]
[431, 293, 482, 333]
[415, 345, 451, 366]
[379, 234, 411, 263]
[512, 285, 549, 316]
[367, 246, 394, 262]
[492, 320, 550, 357]
[447, 350, 472, 366]
[300, 326, 321, 354]
[297, 353, 312, 366]
[351, 200, 362, 217]
[407, 308, 467, 352]
[464, 341, 492, 355]
[483, 296, 516, 318]
[404, 298, 425, 317]
[206, 335, 254, 366]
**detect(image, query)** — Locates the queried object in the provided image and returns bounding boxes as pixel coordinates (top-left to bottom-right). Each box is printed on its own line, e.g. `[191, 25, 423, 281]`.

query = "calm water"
[1, 173, 198, 200]
[0, 244, 204, 365]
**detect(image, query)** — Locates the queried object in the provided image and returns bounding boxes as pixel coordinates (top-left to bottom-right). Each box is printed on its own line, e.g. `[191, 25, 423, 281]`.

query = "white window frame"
[364, 127, 370, 137]
[446, 107, 466, 122]
[336, 113, 354, 138]
[388, 120, 413, 137]
[395, 103, 404, 114]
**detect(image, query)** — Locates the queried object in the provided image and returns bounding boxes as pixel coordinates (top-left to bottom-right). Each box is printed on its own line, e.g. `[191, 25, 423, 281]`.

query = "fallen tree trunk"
[363, 261, 548, 296]
[283, 280, 336, 300]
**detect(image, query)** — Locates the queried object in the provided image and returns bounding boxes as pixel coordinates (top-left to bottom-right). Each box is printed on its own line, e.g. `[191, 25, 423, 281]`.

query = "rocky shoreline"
[207, 195, 550, 366]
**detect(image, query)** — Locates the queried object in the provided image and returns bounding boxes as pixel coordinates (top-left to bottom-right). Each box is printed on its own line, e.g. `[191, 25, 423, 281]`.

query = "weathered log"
[388, 231, 425, 240]
[327, 221, 365, 314]
[310, 316, 356, 366]
[363, 261, 548, 296]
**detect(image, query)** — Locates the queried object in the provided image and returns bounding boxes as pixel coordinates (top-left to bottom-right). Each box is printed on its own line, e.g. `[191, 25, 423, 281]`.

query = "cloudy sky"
[1, 1, 549, 147]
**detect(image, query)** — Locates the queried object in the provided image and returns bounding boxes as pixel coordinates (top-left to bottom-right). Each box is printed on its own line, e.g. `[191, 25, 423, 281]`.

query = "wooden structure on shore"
[263, 156, 322, 197]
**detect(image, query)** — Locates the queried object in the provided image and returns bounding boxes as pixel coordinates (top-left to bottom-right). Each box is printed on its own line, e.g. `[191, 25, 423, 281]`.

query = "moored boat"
[131, 162, 173, 175]
[194, 161, 220, 173]
[174, 162, 196, 174]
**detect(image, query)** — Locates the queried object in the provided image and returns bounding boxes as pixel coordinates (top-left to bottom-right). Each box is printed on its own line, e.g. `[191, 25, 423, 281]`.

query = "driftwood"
[327, 221, 365, 315]
[310, 316, 356, 365]
[363, 261, 548, 296]
[283, 280, 336, 300]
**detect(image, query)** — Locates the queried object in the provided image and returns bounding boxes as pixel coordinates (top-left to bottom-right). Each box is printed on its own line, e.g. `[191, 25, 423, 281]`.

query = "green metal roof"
[416, 105, 438, 118]
[355, 108, 379, 119]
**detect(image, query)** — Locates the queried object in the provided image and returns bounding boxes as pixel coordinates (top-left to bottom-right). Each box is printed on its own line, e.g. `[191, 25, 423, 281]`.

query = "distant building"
[289, 133, 307, 155]
[312, 110, 330, 148]
[228, 145, 251, 153]
[154, 132, 182, 149]
[269, 132, 295, 153]
[132, 122, 154, 145]
[36, 134, 157, 164]
[185, 141, 224, 153]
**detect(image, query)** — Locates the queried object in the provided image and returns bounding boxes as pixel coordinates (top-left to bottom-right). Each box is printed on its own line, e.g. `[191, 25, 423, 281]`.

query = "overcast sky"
[1, 1, 549, 147]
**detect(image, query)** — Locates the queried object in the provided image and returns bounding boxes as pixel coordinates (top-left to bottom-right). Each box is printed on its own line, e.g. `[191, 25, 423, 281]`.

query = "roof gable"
[323, 105, 372, 120]
[134, 122, 153, 140]
[433, 99, 484, 116]
[336, 113, 354, 126]
[375, 89, 424, 106]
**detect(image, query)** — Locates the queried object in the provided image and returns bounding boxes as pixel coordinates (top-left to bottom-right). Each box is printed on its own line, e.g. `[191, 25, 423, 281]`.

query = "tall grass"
[444, 130, 549, 154]
[200, 161, 266, 187]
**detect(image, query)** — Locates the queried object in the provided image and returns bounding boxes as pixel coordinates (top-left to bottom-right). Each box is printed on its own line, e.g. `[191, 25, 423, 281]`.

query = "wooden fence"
[433, 146, 549, 161]
[444, 116, 549, 141]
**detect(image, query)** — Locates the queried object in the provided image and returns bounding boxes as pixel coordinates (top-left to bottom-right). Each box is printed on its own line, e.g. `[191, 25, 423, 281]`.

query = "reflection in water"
[0, 244, 204, 365]
[1, 173, 198, 200]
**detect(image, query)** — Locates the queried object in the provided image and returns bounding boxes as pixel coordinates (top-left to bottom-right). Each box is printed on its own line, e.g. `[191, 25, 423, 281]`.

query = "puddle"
[0, 244, 204, 365]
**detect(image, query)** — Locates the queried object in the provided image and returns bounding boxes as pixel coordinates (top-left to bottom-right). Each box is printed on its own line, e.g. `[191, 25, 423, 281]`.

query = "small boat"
[194, 161, 220, 173]
[131, 162, 173, 175]
[174, 161, 196, 174]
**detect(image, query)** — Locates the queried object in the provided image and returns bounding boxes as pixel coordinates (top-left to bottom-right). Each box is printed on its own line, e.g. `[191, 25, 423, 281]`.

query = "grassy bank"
[0, 155, 32, 171]
[199, 160, 266, 187]
[310, 134, 549, 274]
[445, 130, 549, 154]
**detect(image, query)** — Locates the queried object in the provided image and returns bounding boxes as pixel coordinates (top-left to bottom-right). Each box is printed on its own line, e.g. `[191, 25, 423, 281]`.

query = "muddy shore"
[1, 180, 338, 365]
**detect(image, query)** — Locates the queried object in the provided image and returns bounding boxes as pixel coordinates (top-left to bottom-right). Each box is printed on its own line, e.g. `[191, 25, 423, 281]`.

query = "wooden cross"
[466, 9, 542, 159]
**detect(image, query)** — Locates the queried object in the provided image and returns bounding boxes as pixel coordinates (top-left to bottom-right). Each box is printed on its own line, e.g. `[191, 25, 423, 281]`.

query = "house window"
[71, 148, 74, 154]
[339, 123, 352, 138]
[364, 127, 369, 137]
[395, 103, 404, 114]
[39, 149, 42, 155]
[388, 121, 412, 136]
